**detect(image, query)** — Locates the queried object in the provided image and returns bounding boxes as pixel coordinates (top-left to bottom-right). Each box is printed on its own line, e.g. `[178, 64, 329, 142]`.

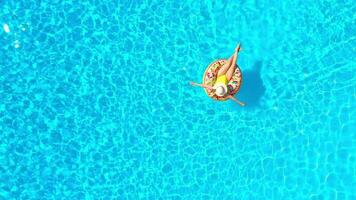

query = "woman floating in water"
[189, 43, 245, 106]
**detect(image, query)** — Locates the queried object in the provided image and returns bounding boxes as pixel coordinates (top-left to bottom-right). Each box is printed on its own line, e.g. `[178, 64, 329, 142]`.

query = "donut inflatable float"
[202, 59, 242, 101]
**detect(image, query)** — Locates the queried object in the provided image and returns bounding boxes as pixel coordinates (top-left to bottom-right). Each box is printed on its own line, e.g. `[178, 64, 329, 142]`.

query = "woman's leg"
[226, 51, 239, 80]
[226, 44, 241, 80]
[217, 53, 235, 76]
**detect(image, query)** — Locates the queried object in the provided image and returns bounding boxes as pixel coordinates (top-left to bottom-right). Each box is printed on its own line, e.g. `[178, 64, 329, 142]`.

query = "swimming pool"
[1, 0, 355, 199]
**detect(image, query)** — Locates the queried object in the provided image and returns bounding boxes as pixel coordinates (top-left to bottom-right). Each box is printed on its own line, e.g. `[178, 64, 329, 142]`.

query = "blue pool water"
[1, 0, 355, 199]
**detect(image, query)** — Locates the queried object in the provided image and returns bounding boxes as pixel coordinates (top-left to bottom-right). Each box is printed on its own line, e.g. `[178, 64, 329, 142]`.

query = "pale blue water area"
[1, 0, 355, 199]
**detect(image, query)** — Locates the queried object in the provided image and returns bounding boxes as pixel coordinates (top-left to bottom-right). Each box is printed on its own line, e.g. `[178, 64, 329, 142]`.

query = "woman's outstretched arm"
[228, 95, 245, 106]
[189, 81, 214, 90]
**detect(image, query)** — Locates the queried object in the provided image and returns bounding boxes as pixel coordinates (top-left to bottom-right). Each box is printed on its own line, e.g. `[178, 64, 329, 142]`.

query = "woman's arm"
[189, 81, 214, 90]
[228, 95, 245, 106]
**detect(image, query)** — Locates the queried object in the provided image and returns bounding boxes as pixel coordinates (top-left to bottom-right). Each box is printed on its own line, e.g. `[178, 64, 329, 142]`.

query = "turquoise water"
[1, 0, 355, 199]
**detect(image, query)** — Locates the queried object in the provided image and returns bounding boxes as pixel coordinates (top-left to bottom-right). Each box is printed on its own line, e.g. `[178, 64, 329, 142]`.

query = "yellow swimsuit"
[215, 75, 228, 86]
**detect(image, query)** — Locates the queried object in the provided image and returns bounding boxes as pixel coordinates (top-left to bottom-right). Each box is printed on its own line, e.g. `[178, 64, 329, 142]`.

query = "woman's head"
[215, 85, 226, 97]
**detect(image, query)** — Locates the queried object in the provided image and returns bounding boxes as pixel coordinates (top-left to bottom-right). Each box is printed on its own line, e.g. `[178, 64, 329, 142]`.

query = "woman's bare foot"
[235, 43, 242, 52]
